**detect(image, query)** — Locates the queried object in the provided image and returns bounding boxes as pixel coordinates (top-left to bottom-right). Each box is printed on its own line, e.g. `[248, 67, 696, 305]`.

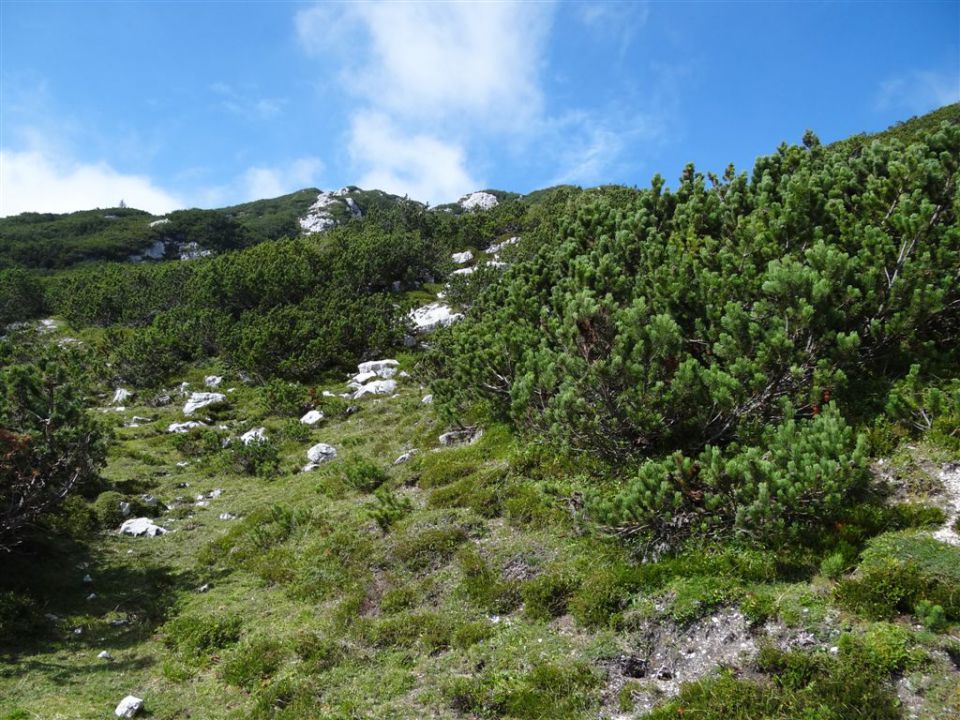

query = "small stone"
[300, 409, 324, 425]
[98, 650, 113, 660]
[119, 518, 167, 537]
[240, 427, 267, 445]
[182, 391, 227, 416]
[198, 583, 210, 593]
[74, 627, 83, 635]
[86, 593, 97, 601]
[394, 449, 418, 465]
[45, 613, 59, 622]
[82, 574, 93, 584]
[114, 695, 144, 718]
[204, 375, 223, 388]
[421, 394, 433, 405]
[218, 512, 237, 521]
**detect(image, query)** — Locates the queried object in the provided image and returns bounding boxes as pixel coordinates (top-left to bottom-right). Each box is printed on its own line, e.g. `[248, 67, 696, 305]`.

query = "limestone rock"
[394, 449, 418, 465]
[409, 302, 462, 333]
[487, 236, 519, 254]
[204, 375, 223, 388]
[452, 250, 473, 264]
[119, 518, 166, 537]
[439, 428, 483, 446]
[112, 388, 133, 406]
[353, 379, 397, 399]
[240, 427, 267, 445]
[460, 191, 498, 211]
[183, 392, 226, 416]
[168, 421, 206, 433]
[303, 443, 337, 471]
[357, 359, 399, 378]
[421, 394, 433, 405]
[300, 410, 324, 425]
[451, 267, 475, 277]
[114, 695, 144, 718]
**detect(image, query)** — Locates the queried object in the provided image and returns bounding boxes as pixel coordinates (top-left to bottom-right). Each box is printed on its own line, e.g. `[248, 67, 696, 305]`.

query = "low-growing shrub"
[366, 487, 413, 532]
[521, 568, 579, 621]
[458, 547, 521, 614]
[221, 636, 286, 688]
[835, 532, 960, 619]
[225, 438, 280, 477]
[343, 458, 388, 493]
[163, 613, 243, 660]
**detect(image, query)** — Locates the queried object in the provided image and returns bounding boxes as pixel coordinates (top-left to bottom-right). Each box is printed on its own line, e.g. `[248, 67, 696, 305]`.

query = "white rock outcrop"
[451, 267, 475, 277]
[353, 379, 397, 399]
[204, 375, 223, 388]
[409, 303, 462, 332]
[183, 392, 226, 416]
[349, 371, 379, 388]
[240, 427, 267, 445]
[119, 518, 166, 538]
[300, 410, 324, 425]
[112, 388, 133, 406]
[487, 236, 519, 254]
[421, 394, 433, 405]
[167, 421, 206, 433]
[452, 250, 474, 264]
[460, 191, 498, 211]
[114, 695, 144, 718]
[357, 359, 399, 378]
[394, 449, 418, 465]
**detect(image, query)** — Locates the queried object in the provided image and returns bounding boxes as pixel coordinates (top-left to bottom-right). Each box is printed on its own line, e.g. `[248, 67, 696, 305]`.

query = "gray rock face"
[182, 392, 226, 416]
[487, 236, 519, 254]
[114, 695, 144, 718]
[452, 250, 474, 264]
[204, 375, 223, 388]
[119, 518, 166, 537]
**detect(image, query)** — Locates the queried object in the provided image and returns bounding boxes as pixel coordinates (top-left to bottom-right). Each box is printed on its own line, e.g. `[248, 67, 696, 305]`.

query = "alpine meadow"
[2, 12, 960, 718]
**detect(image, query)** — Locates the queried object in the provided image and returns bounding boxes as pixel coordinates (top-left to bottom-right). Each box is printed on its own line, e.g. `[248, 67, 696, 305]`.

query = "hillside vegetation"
[1, 105, 959, 720]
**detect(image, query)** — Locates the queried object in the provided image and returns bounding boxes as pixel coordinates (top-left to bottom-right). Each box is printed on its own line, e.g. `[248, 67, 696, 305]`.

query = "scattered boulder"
[183, 392, 227, 416]
[111, 388, 133, 406]
[125, 416, 152, 428]
[349, 371, 379, 388]
[114, 695, 144, 718]
[409, 302, 462, 332]
[357, 359, 399, 378]
[204, 375, 223, 388]
[119, 518, 167, 537]
[218, 512, 237, 521]
[303, 443, 337, 472]
[168, 421, 206, 433]
[439, 428, 482, 446]
[240, 427, 267, 445]
[353, 379, 397, 399]
[452, 250, 474, 264]
[98, 650, 113, 661]
[300, 410, 324, 425]
[451, 267, 475, 277]
[394, 450, 419, 465]
[421, 394, 433, 405]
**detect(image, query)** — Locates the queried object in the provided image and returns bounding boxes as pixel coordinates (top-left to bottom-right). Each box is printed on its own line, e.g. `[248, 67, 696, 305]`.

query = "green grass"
[2, 356, 960, 719]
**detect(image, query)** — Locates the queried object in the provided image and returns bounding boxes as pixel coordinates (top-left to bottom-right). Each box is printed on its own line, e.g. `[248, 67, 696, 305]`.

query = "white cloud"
[876, 69, 960, 114]
[0, 148, 183, 216]
[349, 113, 477, 204]
[297, 1, 550, 130]
[575, 2, 649, 59]
[295, 1, 555, 203]
[240, 157, 324, 201]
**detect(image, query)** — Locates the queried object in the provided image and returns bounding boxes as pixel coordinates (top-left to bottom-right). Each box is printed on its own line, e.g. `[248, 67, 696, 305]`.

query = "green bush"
[835, 532, 960, 619]
[366, 487, 412, 532]
[594, 406, 869, 548]
[343, 458, 388, 493]
[458, 547, 521, 614]
[162, 613, 243, 660]
[225, 438, 280, 477]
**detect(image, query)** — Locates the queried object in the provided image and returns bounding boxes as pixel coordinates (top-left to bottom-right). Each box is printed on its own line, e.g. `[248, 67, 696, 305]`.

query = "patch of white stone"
[303, 443, 338, 472]
[183, 392, 226, 415]
[119, 518, 167, 537]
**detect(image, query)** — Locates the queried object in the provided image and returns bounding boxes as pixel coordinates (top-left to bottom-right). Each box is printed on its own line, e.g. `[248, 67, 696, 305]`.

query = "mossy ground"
[1, 338, 959, 719]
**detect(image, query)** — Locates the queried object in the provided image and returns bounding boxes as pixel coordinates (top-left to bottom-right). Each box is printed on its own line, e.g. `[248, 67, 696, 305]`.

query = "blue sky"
[1, 1, 957, 215]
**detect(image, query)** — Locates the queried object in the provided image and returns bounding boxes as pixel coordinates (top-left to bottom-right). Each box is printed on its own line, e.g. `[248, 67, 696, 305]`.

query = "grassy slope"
[2, 322, 959, 719]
